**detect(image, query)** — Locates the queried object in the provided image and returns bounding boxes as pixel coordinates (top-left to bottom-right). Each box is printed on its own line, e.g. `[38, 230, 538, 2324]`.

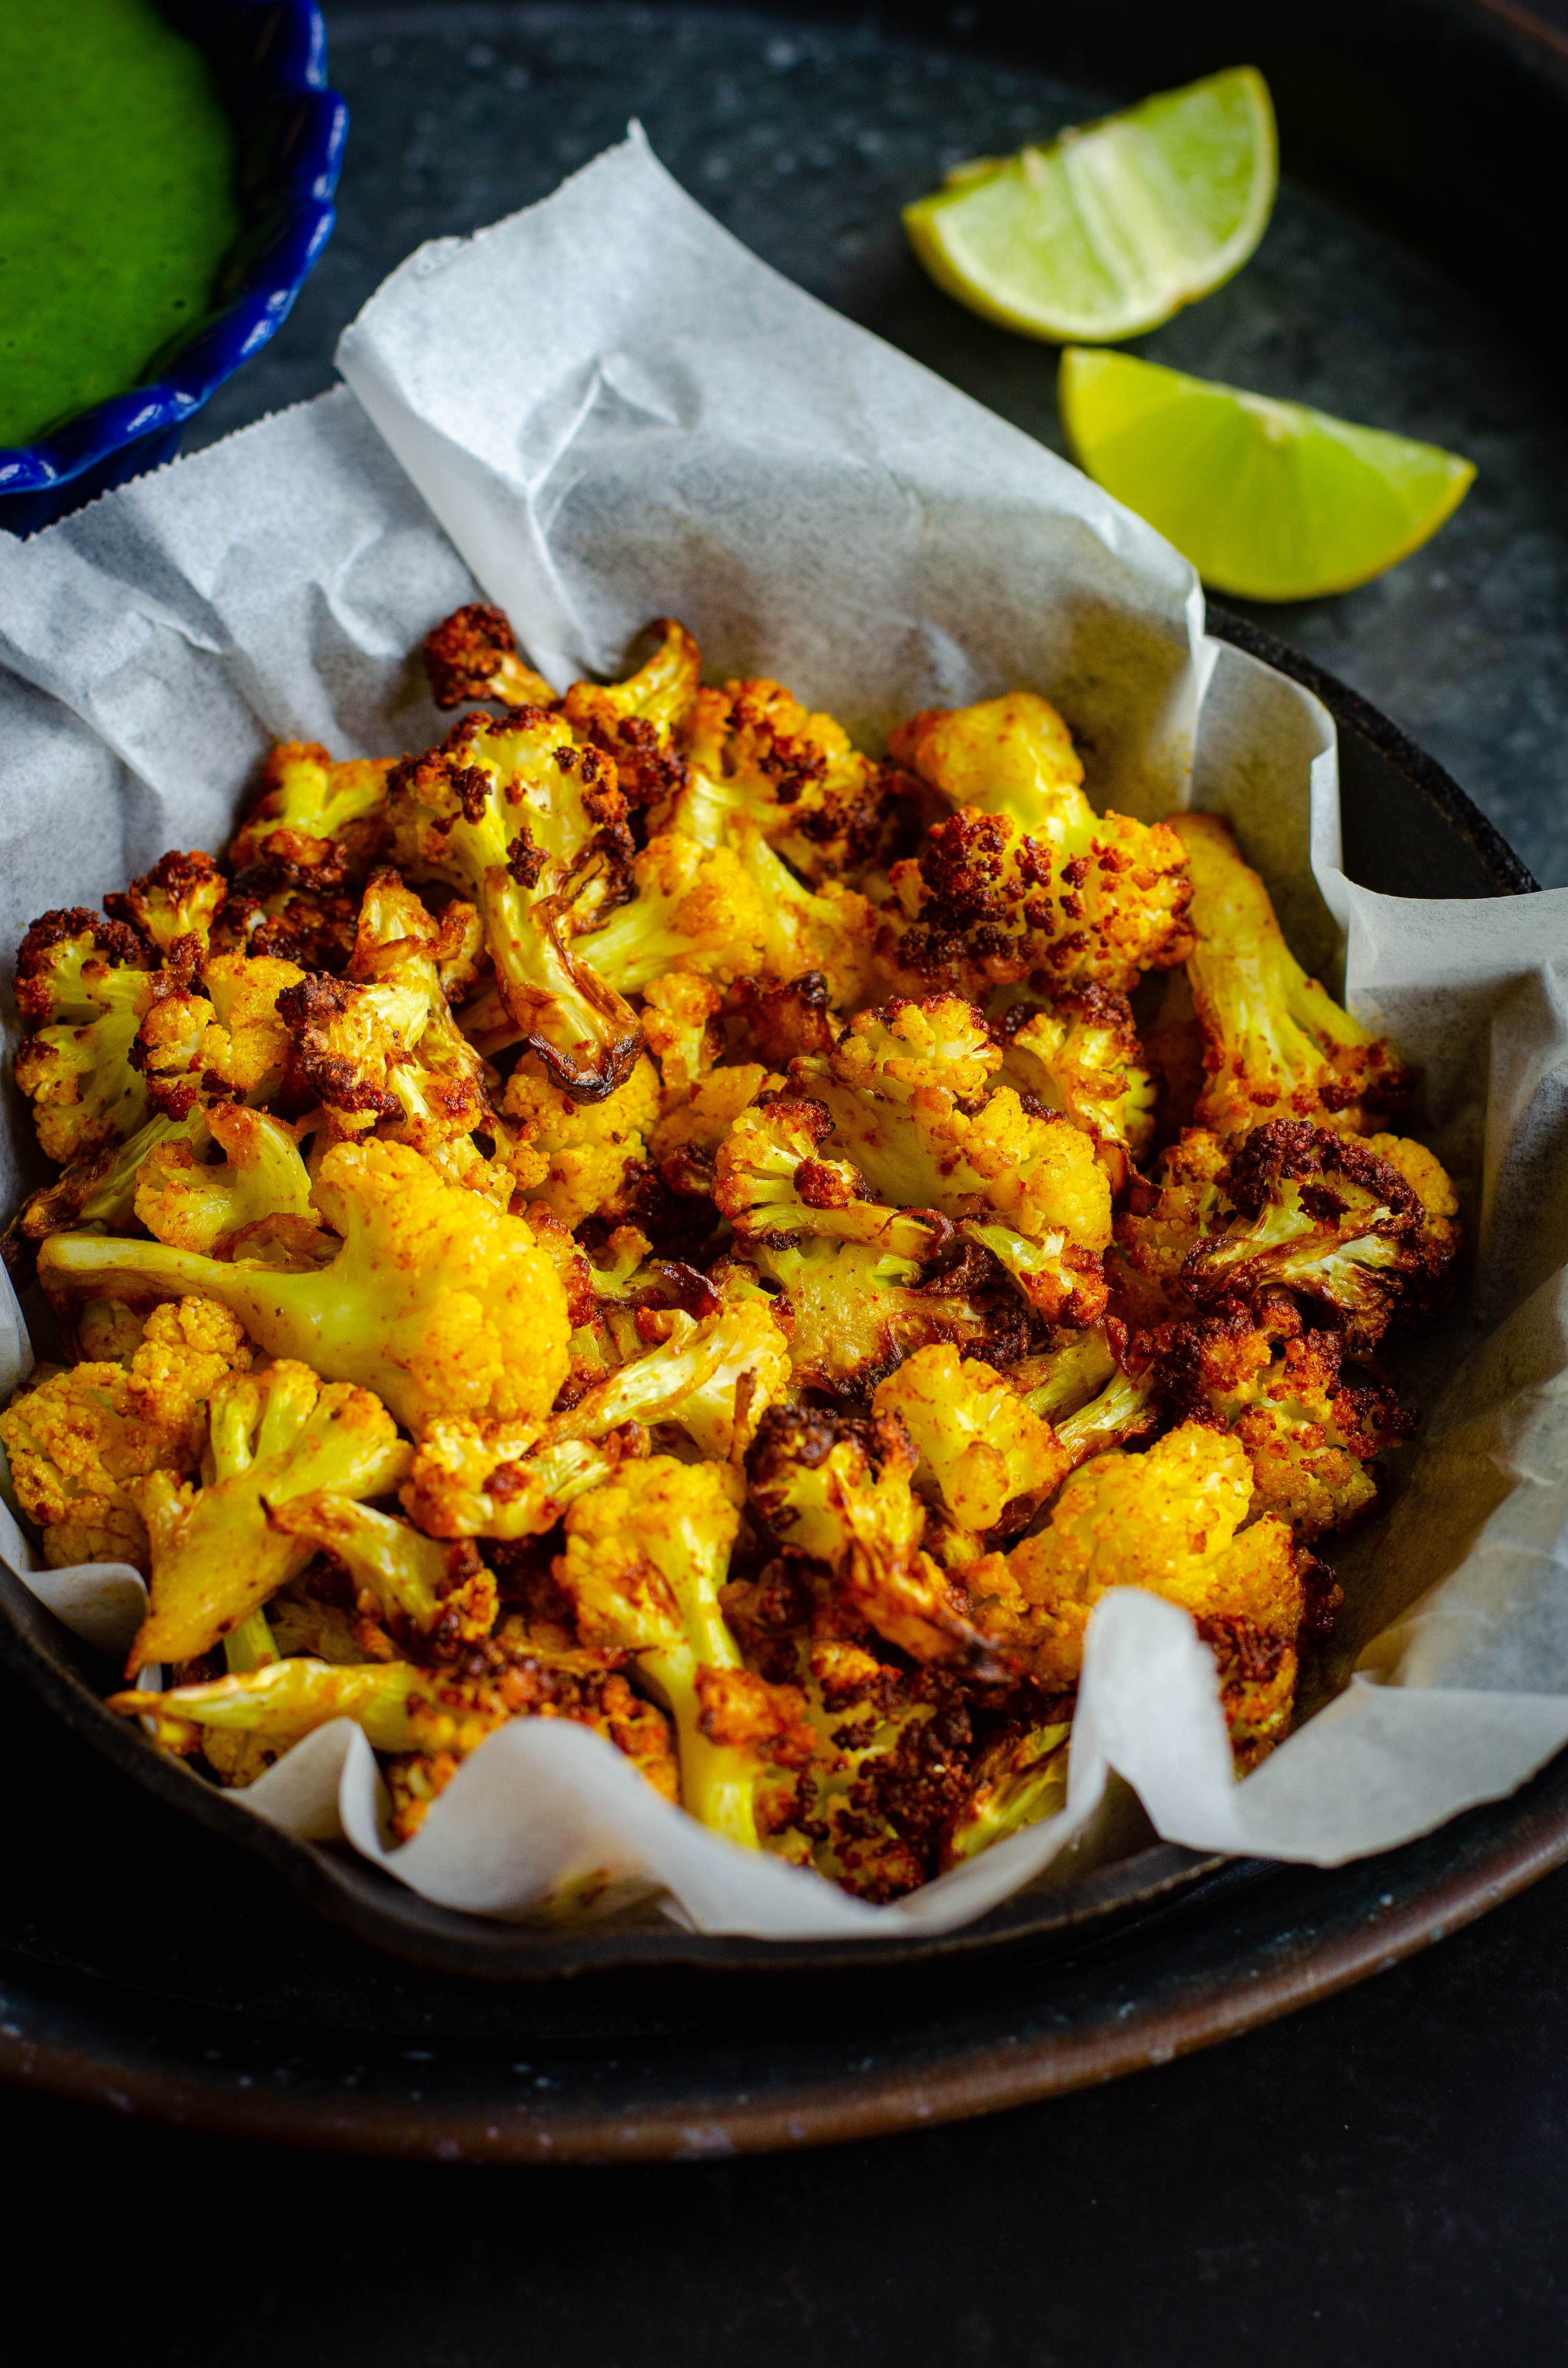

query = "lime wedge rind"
[905, 67, 1277, 345]
[1058, 346, 1477, 602]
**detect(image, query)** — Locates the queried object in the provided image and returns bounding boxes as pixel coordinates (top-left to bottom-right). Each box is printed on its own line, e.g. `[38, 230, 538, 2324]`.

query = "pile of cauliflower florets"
[0, 607, 1460, 1901]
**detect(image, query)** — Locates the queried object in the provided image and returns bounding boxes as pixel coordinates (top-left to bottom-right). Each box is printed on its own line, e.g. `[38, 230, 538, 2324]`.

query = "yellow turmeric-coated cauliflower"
[872, 1344, 1068, 1532]
[503, 1051, 661, 1226]
[1174, 812, 1411, 1140]
[0, 1297, 252, 1570]
[40, 1139, 572, 1433]
[128, 1358, 411, 1670]
[985, 1418, 1304, 1760]
[878, 693, 1194, 999]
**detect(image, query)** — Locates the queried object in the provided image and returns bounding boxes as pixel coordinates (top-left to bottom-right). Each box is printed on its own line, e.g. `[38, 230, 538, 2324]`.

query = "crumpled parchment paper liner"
[4, 132, 1568, 1938]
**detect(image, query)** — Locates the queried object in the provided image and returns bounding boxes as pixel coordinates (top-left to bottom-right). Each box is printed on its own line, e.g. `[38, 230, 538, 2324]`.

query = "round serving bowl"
[0, 0, 346, 539]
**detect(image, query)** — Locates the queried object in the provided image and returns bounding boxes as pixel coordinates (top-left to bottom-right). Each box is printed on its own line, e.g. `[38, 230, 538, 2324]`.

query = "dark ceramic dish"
[0, 0, 1563, 2157]
[0, 605, 1538, 1993]
[0, 0, 345, 537]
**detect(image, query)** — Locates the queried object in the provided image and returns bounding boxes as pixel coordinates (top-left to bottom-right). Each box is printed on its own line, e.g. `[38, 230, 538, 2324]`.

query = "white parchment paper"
[3, 132, 1568, 1939]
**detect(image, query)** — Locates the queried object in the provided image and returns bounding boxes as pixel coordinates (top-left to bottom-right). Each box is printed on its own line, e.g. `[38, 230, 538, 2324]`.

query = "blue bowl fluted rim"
[0, 0, 346, 500]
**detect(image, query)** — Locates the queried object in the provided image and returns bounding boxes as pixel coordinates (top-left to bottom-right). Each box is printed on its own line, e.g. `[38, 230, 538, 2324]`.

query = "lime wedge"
[1058, 347, 1477, 601]
[904, 67, 1276, 343]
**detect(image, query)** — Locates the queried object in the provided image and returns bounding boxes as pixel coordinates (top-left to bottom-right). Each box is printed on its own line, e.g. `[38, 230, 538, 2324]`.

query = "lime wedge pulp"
[904, 67, 1277, 343]
[1058, 347, 1477, 601]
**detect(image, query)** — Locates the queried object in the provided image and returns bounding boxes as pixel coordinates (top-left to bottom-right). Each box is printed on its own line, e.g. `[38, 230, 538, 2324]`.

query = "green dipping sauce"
[0, 0, 241, 449]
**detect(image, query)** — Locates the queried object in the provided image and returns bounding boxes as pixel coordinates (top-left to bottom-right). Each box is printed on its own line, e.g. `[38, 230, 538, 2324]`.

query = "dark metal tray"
[0, 0, 1562, 2151]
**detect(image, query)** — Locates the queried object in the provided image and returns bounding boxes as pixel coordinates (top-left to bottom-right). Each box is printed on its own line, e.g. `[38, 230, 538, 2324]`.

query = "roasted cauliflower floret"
[657, 675, 902, 886]
[126, 1358, 411, 1670]
[746, 1404, 1009, 1673]
[879, 694, 1193, 999]
[561, 617, 702, 812]
[1174, 812, 1412, 1139]
[388, 705, 639, 1098]
[792, 995, 1112, 1324]
[555, 1455, 811, 1845]
[40, 1139, 573, 1433]
[1183, 1120, 1460, 1348]
[229, 741, 392, 887]
[728, 1234, 1010, 1401]
[992, 987, 1157, 1189]
[872, 1344, 1068, 1531]
[109, 1656, 426, 1757]
[713, 1096, 935, 1259]
[104, 849, 227, 971]
[134, 1107, 319, 1257]
[401, 1298, 791, 1539]
[269, 1495, 497, 1654]
[422, 603, 560, 713]
[575, 832, 770, 995]
[640, 969, 723, 1091]
[12, 907, 157, 1164]
[503, 1052, 660, 1226]
[994, 1419, 1304, 1759]
[0, 1297, 252, 1571]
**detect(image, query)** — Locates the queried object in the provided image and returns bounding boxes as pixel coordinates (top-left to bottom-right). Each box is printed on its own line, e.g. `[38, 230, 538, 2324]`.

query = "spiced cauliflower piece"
[561, 618, 702, 811]
[792, 995, 1112, 1324]
[388, 704, 640, 1097]
[402, 1298, 791, 1539]
[269, 1495, 497, 1653]
[555, 1455, 812, 1846]
[1174, 812, 1411, 1139]
[503, 1052, 661, 1226]
[127, 1358, 411, 1670]
[134, 1107, 319, 1257]
[879, 693, 1193, 999]
[1182, 1119, 1460, 1348]
[12, 907, 157, 1165]
[574, 831, 770, 995]
[104, 849, 228, 970]
[40, 1139, 573, 1434]
[655, 674, 902, 886]
[992, 987, 1157, 1188]
[746, 1404, 1011, 1674]
[872, 1344, 1068, 1531]
[996, 1418, 1305, 1758]
[0, 1297, 252, 1570]
[423, 603, 560, 713]
[229, 740, 392, 887]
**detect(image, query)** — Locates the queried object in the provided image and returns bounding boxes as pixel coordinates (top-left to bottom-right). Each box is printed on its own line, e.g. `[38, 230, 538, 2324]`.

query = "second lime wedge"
[904, 67, 1276, 343]
[1059, 348, 1477, 601]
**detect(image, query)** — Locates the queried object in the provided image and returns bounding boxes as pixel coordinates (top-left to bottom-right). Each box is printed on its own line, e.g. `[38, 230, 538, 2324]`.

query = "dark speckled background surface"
[188, 0, 1568, 884]
[9, 6, 1568, 2361]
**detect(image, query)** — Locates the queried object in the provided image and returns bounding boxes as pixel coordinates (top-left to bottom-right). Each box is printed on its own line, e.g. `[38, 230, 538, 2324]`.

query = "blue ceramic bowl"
[0, 0, 346, 538]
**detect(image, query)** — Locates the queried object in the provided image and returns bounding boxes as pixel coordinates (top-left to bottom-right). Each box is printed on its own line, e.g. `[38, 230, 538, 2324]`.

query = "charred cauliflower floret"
[0, 1296, 252, 1570]
[1109, 1126, 1234, 1327]
[503, 1052, 661, 1226]
[105, 849, 228, 972]
[1183, 1120, 1460, 1348]
[746, 1404, 1009, 1674]
[229, 741, 392, 888]
[792, 995, 1112, 1324]
[126, 1358, 411, 1670]
[423, 603, 560, 713]
[1174, 812, 1411, 1139]
[656, 675, 903, 886]
[388, 705, 639, 1097]
[12, 907, 157, 1165]
[555, 1455, 812, 1846]
[878, 693, 1193, 999]
[40, 1139, 573, 1433]
[561, 617, 702, 812]
[992, 987, 1157, 1190]
[1136, 1295, 1411, 1545]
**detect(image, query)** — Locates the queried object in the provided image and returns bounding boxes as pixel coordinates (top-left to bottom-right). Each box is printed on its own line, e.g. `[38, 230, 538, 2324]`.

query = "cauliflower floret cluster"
[4, 607, 1458, 1904]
